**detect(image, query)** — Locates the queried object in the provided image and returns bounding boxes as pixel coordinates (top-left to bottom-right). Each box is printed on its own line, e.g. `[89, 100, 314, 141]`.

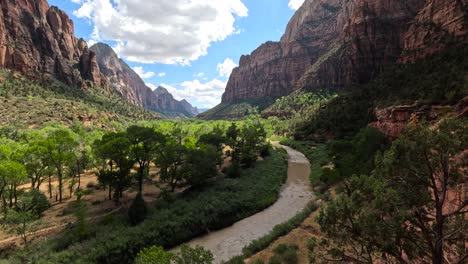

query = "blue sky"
[49, 0, 305, 108]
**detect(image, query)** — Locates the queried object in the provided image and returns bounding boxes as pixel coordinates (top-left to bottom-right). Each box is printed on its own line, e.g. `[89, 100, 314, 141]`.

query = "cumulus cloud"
[73, 0, 248, 65]
[216, 58, 237, 78]
[193, 72, 205, 77]
[132, 66, 155, 79]
[147, 78, 226, 108]
[288, 0, 305, 10]
[158, 72, 166, 77]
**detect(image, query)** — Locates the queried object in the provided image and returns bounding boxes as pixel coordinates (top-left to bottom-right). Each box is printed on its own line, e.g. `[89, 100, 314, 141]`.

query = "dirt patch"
[0, 169, 162, 249]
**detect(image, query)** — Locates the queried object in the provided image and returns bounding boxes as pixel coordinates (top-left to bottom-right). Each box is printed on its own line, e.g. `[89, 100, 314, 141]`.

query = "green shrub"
[259, 142, 272, 158]
[136, 246, 173, 264]
[306, 237, 317, 251]
[252, 259, 265, 264]
[268, 255, 281, 264]
[128, 192, 147, 225]
[173, 244, 213, 264]
[226, 161, 241, 178]
[18, 188, 50, 218]
[282, 246, 298, 264]
[274, 244, 289, 255]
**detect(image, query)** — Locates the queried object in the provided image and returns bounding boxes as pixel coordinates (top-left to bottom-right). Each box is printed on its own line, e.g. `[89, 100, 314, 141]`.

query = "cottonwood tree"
[183, 144, 219, 189]
[156, 138, 186, 192]
[127, 126, 165, 193]
[0, 161, 27, 210]
[23, 143, 49, 189]
[38, 129, 78, 202]
[94, 132, 134, 203]
[317, 119, 468, 264]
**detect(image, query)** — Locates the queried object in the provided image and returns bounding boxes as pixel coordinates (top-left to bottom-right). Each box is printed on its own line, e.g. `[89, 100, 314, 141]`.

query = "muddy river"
[182, 144, 314, 263]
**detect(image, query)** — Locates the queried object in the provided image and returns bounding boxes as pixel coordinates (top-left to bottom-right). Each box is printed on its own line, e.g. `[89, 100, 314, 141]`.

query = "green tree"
[0, 161, 27, 208]
[4, 205, 35, 247]
[16, 188, 50, 218]
[38, 129, 78, 202]
[184, 144, 219, 188]
[156, 138, 186, 192]
[136, 246, 173, 264]
[23, 142, 49, 189]
[93, 132, 133, 203]
[318, 119, 468, 263]
[127, 126, 165, 193]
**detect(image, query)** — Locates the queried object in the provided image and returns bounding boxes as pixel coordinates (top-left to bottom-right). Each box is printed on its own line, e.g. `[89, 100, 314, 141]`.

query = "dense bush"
[327, 127, 389, 181]
[17, 188, 50, 218]
[128, 192, 148, 226]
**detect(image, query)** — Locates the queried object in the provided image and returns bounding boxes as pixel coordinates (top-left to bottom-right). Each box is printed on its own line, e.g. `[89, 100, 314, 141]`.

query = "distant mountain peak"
[91, 42, 198, 118]
[154, 86, 170, 95]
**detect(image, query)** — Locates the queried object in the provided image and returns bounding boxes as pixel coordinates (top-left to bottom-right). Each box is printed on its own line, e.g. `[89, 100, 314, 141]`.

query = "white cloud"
[216, 58, 237, 78]
[288, 0, 305, 10]
[132, 66, 155, 79]
[146, 83, 158, 91]
[70, 0, 82, 4]
[158, 72, 166, 77]
[73, 0, 248, 65]
[148, 78, 226, 108]
[194, 72, 205, 77]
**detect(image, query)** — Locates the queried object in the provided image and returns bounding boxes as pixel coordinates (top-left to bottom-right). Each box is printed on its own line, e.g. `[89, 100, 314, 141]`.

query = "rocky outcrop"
[400, 0, 468, 63]
[370, 97, 467, 138]
[0, 0, 104, 87]
[91, 43, 198, 117]
[221, 0, 467, 105]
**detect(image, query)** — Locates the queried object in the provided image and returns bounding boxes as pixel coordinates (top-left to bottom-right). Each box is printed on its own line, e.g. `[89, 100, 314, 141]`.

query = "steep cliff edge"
[0, 0, 105, 87]
[220, 0, 467, 110]
[90, 43, 198, 117]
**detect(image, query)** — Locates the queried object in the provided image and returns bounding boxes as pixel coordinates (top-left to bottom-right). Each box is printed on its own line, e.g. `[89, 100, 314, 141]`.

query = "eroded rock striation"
[370, 96, 468, 138]
[0, 0, 105, 87]
[222, 0, 467, 104]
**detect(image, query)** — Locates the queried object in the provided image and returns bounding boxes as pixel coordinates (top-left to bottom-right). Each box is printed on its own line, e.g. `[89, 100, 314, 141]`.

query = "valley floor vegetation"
[0, 118, 290, 263]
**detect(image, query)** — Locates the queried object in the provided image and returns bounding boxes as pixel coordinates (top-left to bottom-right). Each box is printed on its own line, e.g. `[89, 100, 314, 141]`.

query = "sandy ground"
[0, 167, 162, 250]
[182, 144, 314, 264]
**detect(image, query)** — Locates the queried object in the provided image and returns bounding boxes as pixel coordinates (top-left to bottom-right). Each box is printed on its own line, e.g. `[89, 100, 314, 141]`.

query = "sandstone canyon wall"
[0, 0, 105, 87]
[222, 0, 467, 103]
[0, 0, 197, 118]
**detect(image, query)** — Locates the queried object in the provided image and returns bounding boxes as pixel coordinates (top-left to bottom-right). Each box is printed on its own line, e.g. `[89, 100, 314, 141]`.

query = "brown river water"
[180, 144, 314, 263]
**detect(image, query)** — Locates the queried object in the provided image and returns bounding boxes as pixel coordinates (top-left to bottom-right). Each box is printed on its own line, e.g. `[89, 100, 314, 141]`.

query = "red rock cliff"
[400, 0, 468, 62]
[222, 0, 467, 103]
[0, 0, 103, 87]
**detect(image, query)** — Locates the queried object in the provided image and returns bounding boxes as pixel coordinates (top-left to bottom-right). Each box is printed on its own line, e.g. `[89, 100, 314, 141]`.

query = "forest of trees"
[0, 119, 282, 263]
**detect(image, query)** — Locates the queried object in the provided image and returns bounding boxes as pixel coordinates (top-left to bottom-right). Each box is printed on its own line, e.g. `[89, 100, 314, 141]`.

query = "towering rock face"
[91, 43, 198, 117]
[222, 0, 467, 103]
[90, 43, 157, 108]
[400, 0, 468, 62]
[0, 0, 104, 87]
